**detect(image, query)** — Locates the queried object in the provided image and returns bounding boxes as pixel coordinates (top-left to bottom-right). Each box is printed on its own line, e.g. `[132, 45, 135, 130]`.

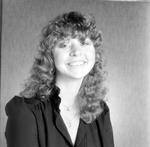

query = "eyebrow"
[57, 38, 70, 44]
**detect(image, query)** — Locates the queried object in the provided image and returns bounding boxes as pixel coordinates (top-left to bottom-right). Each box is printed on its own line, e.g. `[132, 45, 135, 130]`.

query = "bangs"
[41, 11, 101, 49]
[53, 28, 90, 43]
[51, 11, 96, 42]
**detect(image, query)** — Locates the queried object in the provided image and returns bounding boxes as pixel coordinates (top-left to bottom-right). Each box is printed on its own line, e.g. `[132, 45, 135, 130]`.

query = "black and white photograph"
[1, 0, 150, 147]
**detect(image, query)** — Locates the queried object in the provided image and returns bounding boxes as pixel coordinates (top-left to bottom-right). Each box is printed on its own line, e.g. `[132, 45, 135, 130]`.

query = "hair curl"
[20, 11, 107, 123]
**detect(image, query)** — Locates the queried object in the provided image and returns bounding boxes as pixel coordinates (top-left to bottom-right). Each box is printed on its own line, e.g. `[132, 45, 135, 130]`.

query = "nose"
[70, 44, 82, 57]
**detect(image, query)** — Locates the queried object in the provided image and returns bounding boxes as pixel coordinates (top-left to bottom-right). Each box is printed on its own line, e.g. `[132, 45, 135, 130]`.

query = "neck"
[55, 76, 83, 105]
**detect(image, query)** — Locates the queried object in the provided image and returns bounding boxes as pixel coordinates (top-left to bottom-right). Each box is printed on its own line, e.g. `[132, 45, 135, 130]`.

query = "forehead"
[56, 36, 92, 44]
[54, 26, 90, 39]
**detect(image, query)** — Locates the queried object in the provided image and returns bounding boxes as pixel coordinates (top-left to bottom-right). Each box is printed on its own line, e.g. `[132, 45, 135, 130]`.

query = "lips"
[68, 61, 87, 66]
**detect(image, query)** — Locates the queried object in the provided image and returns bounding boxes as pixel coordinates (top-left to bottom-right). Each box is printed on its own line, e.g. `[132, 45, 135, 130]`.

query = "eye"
[58, 41, 70, 49]
[83, 41, 90, 45]
[81, 38, 92, 46]
[59, 43, 67, 48]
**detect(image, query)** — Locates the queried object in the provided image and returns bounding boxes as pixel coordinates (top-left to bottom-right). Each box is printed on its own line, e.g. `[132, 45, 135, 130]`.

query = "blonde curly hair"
[20, 11, 107, 123]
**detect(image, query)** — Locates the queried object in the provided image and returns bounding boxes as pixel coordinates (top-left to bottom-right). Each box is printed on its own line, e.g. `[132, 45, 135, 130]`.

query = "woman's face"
[52, 37, 95, 80]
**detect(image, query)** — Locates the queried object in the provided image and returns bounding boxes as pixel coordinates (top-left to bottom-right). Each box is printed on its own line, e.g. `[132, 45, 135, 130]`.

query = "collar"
[49, 85, 88, 146]
[49, 85, 61, 113]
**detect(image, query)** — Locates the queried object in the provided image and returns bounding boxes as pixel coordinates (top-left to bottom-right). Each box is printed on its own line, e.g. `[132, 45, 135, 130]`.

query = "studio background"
[1, 1, 150, 147]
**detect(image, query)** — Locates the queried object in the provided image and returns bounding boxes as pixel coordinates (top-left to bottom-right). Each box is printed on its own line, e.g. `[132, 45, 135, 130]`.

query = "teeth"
[68, 61, 85, 66]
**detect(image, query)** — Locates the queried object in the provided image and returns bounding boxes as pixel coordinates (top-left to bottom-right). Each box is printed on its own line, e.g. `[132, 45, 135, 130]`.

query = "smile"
[68, 61, 86, 66]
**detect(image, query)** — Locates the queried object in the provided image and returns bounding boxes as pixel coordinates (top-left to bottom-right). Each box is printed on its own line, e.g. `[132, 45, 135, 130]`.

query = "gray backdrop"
[1, 0, 150, 147]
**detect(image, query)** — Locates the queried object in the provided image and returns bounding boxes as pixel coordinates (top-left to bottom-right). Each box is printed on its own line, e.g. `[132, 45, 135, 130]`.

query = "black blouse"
[5, 87, 114, 147]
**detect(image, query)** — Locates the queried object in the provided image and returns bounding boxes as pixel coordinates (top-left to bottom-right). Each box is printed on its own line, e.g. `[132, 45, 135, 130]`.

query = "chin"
[68, 73, 88, 80]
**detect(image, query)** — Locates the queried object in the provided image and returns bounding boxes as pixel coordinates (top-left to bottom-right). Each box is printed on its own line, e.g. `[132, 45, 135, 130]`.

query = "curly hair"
[20, 11, 107, 123]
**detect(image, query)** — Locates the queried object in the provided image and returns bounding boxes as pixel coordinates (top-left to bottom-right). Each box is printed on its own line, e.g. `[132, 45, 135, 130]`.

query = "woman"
[5, 11, 114, 147]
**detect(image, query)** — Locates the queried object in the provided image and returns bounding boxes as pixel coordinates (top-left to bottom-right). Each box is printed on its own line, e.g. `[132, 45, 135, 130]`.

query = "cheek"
[53, 51, 61, 63]
[89, 49, 96, 63]
[52, 53, 61, 69]
[53, 53, 66, 69]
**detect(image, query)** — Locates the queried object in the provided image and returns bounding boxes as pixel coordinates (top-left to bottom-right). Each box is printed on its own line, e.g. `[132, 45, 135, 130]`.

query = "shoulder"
[101, 100, 110, 117]
[96, 100, 112, 129]
[5, 96, 26, 117]
[5, 96, 40, 147]
[5, 96, 41, 117]
[95, 101, 115, 146]
[101, 100, 110, 112]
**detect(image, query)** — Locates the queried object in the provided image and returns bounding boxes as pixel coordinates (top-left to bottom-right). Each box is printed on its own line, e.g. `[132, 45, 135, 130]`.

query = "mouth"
[68, 61, 87, 66]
